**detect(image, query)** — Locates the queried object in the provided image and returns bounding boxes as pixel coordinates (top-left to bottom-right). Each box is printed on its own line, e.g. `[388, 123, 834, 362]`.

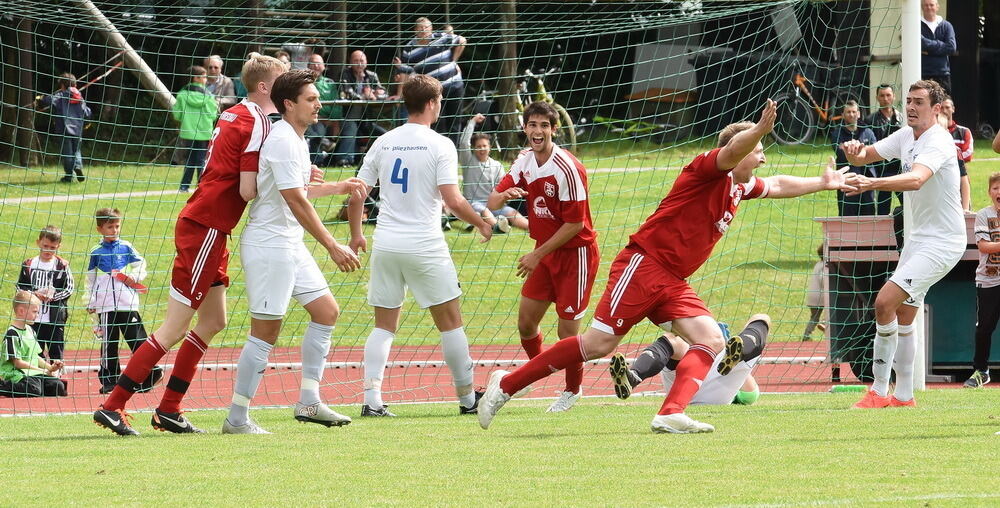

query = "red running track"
[0, 340, 889, 415]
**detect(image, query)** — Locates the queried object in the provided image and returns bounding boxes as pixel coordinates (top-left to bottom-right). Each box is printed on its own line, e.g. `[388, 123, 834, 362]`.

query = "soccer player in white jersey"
[222, 70, 366, 434]
[842, 80, 965, 408]
[347, 74, 493, 417]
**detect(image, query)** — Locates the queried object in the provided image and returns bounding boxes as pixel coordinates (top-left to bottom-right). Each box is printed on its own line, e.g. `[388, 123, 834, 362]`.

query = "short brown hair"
[241, 52, 287, 95]
[842, 100, 859, 110]
[95, 207, 122, 226]
[402, 74, 442, 114]
[717, 121, 754, 148]
[270, 70, 315, 115]
[989, 172, 1000, 188]
[38, 225, 62, 243]
[57, 72, 77, 89]
[188, 65, 207, 78]
[13, 289, 40, 310]
[523, 102, 559, 128]
[909, 80, 947, 106]
[471, 132, 491, 146]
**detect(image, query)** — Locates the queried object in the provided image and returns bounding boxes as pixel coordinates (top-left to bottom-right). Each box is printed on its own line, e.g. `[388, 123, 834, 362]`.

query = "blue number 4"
[391, 158, 409, 193]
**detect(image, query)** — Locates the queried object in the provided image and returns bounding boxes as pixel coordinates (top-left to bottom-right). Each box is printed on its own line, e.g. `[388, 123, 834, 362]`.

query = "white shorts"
[890, 240, 964, 307]
[241, 242, 331, 319]
[661, 355, 761, 405]
[368, 248, 462, 309]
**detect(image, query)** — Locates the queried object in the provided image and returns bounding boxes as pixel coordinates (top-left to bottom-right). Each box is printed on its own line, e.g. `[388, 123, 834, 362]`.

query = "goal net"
[1, 0, 907, 415]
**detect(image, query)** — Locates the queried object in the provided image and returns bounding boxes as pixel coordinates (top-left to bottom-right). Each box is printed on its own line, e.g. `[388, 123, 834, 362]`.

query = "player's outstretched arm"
[716, 98, 776, 170]
[764, 156, 858, 199]
[441, 184, 492, 243]
[306, 176, 366, 200]
[279, 188, 361, 272]
[841, 139, 885, 166]
[846, 164, 933, 196]
[347, 182, 370, 254]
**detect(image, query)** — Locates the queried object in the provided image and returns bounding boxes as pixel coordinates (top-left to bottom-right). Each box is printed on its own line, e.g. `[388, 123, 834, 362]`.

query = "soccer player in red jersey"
[479, 99, 856, 433]
[487, 101, 598, 412]
[94, 54, 288, 435]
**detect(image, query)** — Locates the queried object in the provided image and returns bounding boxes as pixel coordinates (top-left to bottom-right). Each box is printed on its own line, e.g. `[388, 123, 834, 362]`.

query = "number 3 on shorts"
[391, 157, 408, 193]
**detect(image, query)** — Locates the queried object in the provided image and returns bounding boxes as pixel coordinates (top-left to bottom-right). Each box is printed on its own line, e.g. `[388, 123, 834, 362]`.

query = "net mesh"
[1, 0, 908, 415]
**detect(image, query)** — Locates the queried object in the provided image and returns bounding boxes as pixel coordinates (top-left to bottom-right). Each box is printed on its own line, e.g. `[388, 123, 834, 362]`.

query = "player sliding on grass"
[841, 80, 965, 409]
[609, 314, 770, 406]
[485, 101, 599, 413]
[348, 74, 493, 417]
[223, 70, 365, 434]
[479, 99, 857, 434]
[94, 53, 287, 436]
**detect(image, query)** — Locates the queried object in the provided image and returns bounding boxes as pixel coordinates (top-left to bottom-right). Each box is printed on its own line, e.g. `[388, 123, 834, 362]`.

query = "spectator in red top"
[478, 99, 857, 434]
[940, 98, 972, 211]
[93, 53, 288, 437]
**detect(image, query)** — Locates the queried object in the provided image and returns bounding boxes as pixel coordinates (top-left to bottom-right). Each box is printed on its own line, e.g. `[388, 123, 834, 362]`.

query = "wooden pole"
[75, 0, 176, 110]
[332, 1, 347, 67]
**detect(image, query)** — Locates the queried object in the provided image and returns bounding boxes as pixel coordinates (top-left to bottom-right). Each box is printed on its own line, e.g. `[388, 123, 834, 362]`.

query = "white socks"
[300, 322, 333, 406]
[871, 319, 898, 397]
[893, 323, 916, 402]
[228, 335, 273, 426]
[363, 328, 395, 409]
[441, 327, 476, 408]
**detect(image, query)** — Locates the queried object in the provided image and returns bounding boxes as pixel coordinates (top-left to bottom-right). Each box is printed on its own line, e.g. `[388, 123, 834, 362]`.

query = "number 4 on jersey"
[391, 157, 409, 193]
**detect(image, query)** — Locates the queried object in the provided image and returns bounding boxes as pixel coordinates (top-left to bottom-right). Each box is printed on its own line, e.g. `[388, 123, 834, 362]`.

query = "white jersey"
[661, 354, 761, 405]
[872, 124, 965, 247]
[242, 120, 311, 247]
[358, 122, 458, 253]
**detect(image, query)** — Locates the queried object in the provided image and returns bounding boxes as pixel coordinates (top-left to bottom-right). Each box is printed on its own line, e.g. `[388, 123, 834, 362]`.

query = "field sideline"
[1, 391, 999, 506]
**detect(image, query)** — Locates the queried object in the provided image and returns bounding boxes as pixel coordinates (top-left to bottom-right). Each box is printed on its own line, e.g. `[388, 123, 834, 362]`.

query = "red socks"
[501, 336, 587, 395]
[520, 332, 543, 359]
[102, 335, 168, 411]
[658, 344, 715, 415]
[158, 331, 207, 414]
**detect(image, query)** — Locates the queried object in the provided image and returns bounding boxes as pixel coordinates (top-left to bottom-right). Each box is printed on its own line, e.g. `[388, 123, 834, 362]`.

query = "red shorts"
[169, 217, 230, 309]
[592, 246, 711, 336]
[521, 242, 599, 320]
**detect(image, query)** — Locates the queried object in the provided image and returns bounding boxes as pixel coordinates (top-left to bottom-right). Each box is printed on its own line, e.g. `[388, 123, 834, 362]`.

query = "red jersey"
[178, 100, 270, 234]
[495, 145, 596, 249]
[628, 148, 769, 279]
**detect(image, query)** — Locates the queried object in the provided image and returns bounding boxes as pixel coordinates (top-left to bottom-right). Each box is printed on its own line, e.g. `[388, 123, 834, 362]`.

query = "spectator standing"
[940, 98, 973, 211]
[305, 54, 341, 165]
[831, 101, 876, 216]
[173, 65, 219, 192]
[0, 291, 67, 398]
[333, 50, 388, 167]
[394, 17, 467, 141]
[37, 72, 91, 183]
[16, 226, 74, 361]
[966, 172, 1000, 388]
[85, 207, 162, 394]
[866, 84, 904, 215]
[205, 55, 237, 111]
[920, 0, 956, 95]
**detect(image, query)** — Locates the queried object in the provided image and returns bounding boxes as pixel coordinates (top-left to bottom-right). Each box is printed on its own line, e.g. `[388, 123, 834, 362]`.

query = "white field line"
[0, 189, 180, 206]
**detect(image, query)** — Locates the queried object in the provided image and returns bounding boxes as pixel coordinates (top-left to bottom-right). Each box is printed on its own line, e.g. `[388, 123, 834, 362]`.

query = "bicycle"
[772, 63, 858, 145]
[467, 68, 576, 153]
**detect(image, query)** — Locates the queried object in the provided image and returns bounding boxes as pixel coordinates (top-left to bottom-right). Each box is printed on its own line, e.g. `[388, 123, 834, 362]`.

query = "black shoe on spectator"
[60, 176, 73, 183]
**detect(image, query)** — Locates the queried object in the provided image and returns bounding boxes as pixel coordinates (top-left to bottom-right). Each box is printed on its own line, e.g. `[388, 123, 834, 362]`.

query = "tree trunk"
[246, 0, 263, 55]
[15, 17, 38, 168]
[331, 1, 347, 67]
[497, 0, 519, 161]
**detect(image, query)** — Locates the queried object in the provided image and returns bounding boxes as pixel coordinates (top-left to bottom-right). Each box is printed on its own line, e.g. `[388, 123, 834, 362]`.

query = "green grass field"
[2, 392, 999, 506]
[1, 139, 998, 351]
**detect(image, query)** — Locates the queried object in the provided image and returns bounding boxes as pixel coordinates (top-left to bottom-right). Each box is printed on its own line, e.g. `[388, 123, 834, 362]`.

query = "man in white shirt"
[223, 70, 366, 434]
[347, 74, 493, 417]
[842, 79, 965, 408]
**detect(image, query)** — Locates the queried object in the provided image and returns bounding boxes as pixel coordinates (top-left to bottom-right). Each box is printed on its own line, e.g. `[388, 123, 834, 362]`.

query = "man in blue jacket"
[920, 0, 956, 95]
[37, 73, 92, 183]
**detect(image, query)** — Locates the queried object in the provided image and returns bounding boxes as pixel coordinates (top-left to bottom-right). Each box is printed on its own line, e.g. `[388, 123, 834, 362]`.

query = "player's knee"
[701, 332, 725, 354]
[199, 314, 227, 336]
[517, 319, 538, 339]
